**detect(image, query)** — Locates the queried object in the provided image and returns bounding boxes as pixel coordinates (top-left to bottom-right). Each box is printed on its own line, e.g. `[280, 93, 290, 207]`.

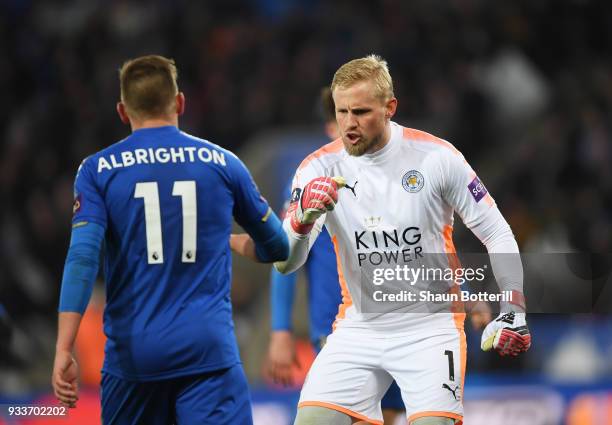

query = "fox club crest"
[402, 170, 424, 193]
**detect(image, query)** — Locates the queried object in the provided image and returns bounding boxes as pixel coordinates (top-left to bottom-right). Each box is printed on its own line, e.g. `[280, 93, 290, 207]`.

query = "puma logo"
[442, 383, 460, 400]
[345, 181, 358, 197]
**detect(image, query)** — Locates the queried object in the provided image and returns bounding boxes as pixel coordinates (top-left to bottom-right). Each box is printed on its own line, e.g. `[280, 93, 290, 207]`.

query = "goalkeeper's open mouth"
[346, 132, 361, 144]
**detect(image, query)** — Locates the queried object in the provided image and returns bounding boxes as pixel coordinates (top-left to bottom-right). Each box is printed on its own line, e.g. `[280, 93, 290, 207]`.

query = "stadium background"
[0, 0, 611, 423]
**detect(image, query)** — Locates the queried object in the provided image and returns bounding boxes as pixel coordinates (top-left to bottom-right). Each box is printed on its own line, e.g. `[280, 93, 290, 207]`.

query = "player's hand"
[290, 176, 346, 234]
[52, 350, 79, 408]
[266, 331, 299, 387]
[467, 300, 492, 331]
[481, 311, 531, 356]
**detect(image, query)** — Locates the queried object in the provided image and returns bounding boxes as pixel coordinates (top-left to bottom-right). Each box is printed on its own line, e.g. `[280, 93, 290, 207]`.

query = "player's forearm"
[470, 207, 525, 311]
[56, 224, 103, 352]
[230, 234, 259, 261]
[56, 312, 83, 353]
[275, 176, 341, 273]
[58, 223, 103, 313]
[273, 219, 312, 274]
[236, 210, 289, 263]
[487, 236, 525, 312]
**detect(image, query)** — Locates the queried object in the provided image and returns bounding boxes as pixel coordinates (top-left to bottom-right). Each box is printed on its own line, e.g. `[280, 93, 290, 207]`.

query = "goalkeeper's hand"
[481, 311, 531, 356]
[289, 176, 345, 234]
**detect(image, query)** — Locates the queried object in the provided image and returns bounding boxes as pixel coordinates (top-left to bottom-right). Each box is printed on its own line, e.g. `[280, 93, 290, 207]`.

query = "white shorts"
[298, 325, 466, 424]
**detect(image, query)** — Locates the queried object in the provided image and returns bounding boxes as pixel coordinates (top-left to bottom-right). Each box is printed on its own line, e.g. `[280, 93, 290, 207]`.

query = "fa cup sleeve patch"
[73, 193, 82, 214]
[468, 176, 488, 202]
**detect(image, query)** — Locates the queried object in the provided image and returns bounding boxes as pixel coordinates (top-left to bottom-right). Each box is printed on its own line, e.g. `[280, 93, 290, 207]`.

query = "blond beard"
[342, 133, 383, 156]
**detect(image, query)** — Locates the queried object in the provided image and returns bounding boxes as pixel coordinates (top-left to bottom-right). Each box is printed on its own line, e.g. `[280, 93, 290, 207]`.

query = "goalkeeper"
[267, 88, 407, 424]
[273, 55, 531, 425]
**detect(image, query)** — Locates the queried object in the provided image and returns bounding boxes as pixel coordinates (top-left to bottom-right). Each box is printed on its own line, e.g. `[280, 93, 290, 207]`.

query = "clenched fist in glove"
[481, 311, 531, 356]
[289, 176, 345, 234]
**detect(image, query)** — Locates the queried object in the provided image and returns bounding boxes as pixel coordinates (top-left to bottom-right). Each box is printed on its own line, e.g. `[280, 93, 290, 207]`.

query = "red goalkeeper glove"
[481, 311, 531, 356]
[289, 176, 345, 235]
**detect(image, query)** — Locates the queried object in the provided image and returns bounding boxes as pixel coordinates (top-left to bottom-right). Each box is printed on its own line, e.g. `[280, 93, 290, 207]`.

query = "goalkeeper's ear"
[384, 96, 398, 121]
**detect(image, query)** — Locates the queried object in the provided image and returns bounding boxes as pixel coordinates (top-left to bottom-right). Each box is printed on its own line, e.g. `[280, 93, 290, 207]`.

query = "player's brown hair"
[320, 87, 335, 123]
[119, 55, 179, 120]
[331, 54, 394, 101]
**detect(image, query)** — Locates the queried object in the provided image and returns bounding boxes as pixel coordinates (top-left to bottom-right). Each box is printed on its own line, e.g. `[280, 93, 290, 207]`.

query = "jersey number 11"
[134, 181, 197, 264]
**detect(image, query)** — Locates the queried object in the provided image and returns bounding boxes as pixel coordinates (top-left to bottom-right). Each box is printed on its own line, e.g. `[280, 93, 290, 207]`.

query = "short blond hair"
[331, 55, 394, 101]
[119, 55, 179, 120]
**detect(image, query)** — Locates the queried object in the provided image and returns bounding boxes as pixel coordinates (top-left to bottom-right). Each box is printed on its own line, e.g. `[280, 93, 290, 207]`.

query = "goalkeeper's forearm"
[470, 207, 525, 312]
[276, 176, 342, 273]
[273, 219, 314, 274]
[487, 235, 525, 312]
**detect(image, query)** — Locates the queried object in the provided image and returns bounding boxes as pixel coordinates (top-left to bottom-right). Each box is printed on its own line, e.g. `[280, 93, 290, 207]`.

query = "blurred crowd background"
[1, 0, 611, 423]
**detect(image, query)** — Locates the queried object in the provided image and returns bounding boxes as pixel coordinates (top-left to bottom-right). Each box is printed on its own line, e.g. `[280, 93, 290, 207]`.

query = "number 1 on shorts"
[444, 350, 455, 382]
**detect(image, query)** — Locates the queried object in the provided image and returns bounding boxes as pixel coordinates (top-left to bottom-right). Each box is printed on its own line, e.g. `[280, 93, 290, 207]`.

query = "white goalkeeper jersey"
[279, 122, 520, 333]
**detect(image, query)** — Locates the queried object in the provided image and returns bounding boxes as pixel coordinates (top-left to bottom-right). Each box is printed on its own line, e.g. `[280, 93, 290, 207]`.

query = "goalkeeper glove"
[481, 311, 531, 356]
[289, 176, 345, 234]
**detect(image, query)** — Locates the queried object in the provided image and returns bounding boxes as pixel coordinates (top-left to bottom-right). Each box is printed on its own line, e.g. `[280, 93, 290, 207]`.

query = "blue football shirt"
[72, 126, 269, 381]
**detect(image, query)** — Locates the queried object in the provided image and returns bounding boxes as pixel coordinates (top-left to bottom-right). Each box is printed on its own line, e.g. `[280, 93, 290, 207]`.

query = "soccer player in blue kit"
[51, 55, 288, 424]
